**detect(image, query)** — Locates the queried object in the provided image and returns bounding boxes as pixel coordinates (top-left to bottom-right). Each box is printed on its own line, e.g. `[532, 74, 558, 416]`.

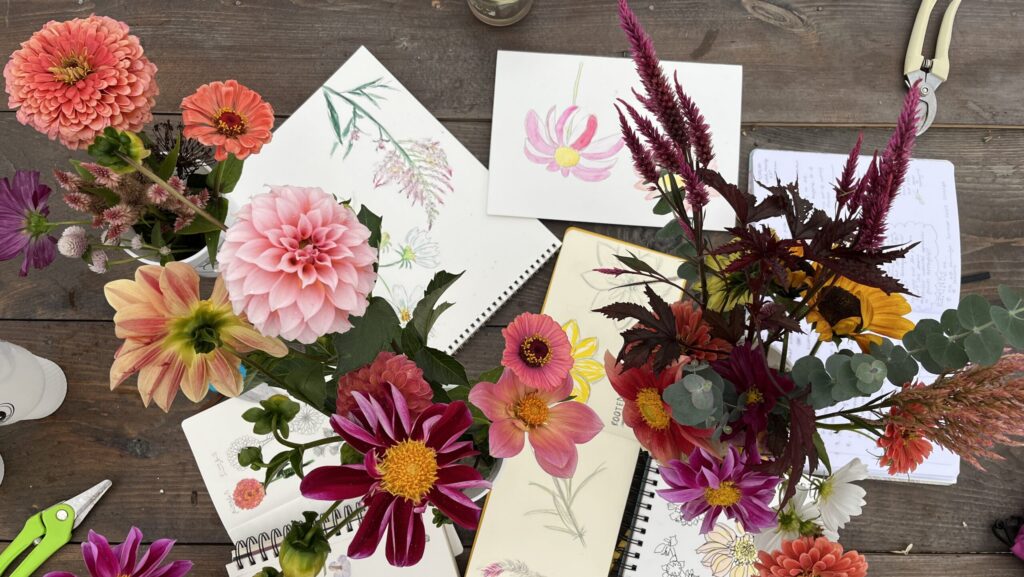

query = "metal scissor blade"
[62, 480, 112, 530]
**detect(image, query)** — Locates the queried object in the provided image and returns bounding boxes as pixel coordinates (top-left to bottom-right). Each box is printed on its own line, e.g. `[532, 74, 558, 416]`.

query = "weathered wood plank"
[1, 1, 1023, 125]
[2, 118, 1020, 321]
[2, 320, 1024, 555]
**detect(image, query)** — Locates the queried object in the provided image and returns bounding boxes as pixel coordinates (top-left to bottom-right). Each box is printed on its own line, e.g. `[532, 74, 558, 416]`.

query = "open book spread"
[749, 148, 961, 484]
[232, 46, 560, 356]
[487, 50, 742, 230]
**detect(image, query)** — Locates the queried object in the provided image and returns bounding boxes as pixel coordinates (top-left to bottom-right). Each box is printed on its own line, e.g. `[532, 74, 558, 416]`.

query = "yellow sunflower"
[697, 253, 752, 313]
[562, 320, 604, 403]
[805, 276, 915, 351]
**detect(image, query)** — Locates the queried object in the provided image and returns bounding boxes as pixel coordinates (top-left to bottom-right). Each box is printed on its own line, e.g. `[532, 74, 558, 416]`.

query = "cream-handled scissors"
[904, 0, 961, 135]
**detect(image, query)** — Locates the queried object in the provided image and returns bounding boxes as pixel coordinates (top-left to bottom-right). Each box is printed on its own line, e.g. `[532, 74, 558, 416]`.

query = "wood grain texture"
[1, 1, 1023, 125]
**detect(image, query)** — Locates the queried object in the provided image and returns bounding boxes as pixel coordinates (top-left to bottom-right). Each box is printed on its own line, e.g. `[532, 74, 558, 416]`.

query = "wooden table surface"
[2, 1, 1023, 575]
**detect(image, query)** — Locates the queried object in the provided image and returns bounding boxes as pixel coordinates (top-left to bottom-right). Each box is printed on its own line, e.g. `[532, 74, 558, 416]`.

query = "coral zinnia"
[218, 186, 377, 344]
[43, 527, 192, 577]
[336, 351, 433, 417]
[804, 276, 914, 352]
[104, 263, 288, 411]
[0, 170, 57, 276]
[300, 385, 489, 567]
[5, 15, 158, 150]
[877, 415, 933, 475]
[501, 312, 574, 392]
[605, 352, 712, 463]
[756, 537, 868, 577]
[469, 369, 603, 477]
[181, 80, 274, 161]
[658, 446, 779, 534]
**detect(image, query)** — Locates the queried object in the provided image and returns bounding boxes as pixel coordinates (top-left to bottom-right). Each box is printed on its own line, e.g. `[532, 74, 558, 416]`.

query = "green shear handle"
[0, 504, 75, 577]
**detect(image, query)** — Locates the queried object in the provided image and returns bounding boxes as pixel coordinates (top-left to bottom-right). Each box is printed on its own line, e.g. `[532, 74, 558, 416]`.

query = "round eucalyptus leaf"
[957, 294, 992, 330]
[992, 306, 1024, 349]
[964, 327, 1005, 366]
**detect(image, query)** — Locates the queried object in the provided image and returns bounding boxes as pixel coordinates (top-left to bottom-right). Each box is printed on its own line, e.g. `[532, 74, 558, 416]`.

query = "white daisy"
[815, 458, 868, 539]
[752, 486, 820, 554]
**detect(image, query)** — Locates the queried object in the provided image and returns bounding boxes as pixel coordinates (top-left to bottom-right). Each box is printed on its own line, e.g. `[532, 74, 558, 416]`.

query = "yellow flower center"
[819, 478, 834, 499]
[378, 440, 438, 503]
[168, 301, 234, 356]
[554, 146, 581, 168]
[731, 535, 758, 564]
[636, 387, 671, 431]
[746, 389, 764, 405]
[704, 481, 742, 507]
[50, 53, 92, 85]
[215, 107, 248, 137]
[519, 335, 552, 368]
[514, 393, 550, 427]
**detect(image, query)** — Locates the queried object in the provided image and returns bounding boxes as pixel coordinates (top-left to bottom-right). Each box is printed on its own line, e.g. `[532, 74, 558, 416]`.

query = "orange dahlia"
[104, 263, 288, 411]
[756, 537, 867, 577]
[181, 80, 274, 161]
[4, 15, 159, 149]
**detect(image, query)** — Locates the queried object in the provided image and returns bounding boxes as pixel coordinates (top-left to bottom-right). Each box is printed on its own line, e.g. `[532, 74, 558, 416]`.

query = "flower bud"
[87, 127, 151, 174]
[279, 512, 331, 577]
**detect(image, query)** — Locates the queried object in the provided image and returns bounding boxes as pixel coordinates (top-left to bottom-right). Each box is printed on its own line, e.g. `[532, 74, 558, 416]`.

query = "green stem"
[304, 501, 343, 545]
[273, 428, 303, 450]
[299, 436, 344, 450]
[47, 220, 91, 227]
[780, 332, 790, 371]
[119, 153, 227, 232]
[323, 505, 367, 540]
[809, 339, 824, 357]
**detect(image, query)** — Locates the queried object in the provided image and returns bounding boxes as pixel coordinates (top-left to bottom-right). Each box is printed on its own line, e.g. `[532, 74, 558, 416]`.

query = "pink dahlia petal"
[546, 401, 603, 445]
[528, 424, 579, 478]
[385, 498, 426, 567]
[347, 492, 393, 560]
[487, 418, 527, 458]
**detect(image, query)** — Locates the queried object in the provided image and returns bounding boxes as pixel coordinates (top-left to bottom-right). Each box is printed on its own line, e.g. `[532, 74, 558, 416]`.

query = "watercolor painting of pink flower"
[524, 106, 624, 182]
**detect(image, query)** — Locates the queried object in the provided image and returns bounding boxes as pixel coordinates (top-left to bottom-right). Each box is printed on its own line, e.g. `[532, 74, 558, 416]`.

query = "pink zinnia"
[469, 370, 603, 478]
[524, 106, 624, 182]
[218, 186, 377, 344]
[336, 351, 433, 417]
[757, 537, 868, 577]
[181, 80, 274, 161]
[658, 446, 780, 534]
[300, 385, 489, 567]
[500, 312, 574, 392]
[5, 15, 158, 150]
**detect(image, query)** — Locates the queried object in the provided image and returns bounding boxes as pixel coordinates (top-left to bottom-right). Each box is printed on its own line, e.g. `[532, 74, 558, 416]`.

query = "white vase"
[124, 243, 219, 278]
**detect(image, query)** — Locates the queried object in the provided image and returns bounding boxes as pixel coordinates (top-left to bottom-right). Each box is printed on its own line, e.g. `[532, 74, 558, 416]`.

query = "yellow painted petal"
[574, 336, 599, 359]
[570, 376, 591, 403]
[562, 319, 580, 345]
[573, 359, 605, 382]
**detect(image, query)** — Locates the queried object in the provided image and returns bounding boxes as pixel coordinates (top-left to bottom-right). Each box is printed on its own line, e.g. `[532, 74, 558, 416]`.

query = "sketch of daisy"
[290, 403, 326, 436]
[311, 427, 343, 458]
[382, 227, 440, 270]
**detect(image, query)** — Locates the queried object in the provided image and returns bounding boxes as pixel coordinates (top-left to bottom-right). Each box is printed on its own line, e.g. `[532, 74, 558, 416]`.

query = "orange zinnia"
[180, 79, 274, 161]
[105, 263, 287, 411]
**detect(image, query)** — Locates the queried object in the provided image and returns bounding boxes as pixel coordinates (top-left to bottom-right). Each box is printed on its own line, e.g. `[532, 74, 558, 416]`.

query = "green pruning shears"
[0, 480, 111, 577]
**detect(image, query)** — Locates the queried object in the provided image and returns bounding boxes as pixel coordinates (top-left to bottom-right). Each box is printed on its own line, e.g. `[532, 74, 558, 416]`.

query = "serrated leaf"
[334, 296, 401, 376]
[414, 346, 469, 388]
[812, 432, 832, 475]
[356, 205, 383, 254]
[412, 271, 463, 340]
[992, 306, 1024, 348]
[957, 294, 992, 330]
[964, 327, 1005, 366]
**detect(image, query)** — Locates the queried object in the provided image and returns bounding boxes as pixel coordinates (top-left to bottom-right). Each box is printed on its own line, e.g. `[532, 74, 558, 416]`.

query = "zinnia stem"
[119, 153, 228, 232]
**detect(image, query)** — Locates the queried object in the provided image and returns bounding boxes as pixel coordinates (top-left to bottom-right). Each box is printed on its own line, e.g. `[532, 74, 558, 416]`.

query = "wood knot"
[124, 437, 152, 458]
[741, 0, 811, 33]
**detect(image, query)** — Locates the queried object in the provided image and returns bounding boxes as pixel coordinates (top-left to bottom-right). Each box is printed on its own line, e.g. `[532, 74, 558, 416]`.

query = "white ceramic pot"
[124, 243, 219, 278]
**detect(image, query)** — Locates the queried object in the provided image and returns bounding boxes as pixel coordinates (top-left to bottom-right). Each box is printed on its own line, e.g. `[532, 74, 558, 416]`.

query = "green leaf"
[414, 346, 469, 388]
[664, 370, 723, 427]
[399, 324, 424, 357]
[940, 309, 961, 336]
[925, 332, 969, 371]
[333, 296, 401, 376]
[237, 446, 264, 468]
[791, 356, 825, 386]
[957, 294, 992, 330]
[615, 251, 660, 277]
[677, 261, 699, 285]
[476, 366, 504, 384]
[998, 285, 1024, 312]
[992, 306, 1024, 348]
[206, 154, 244, 193]
[964, 327, 1005, 366]
[884, 346, 920, 387]
[656, 218, 683, 241]
[850, 354, 886, 395]
[356, 205, 383, 253]
[242, 408, 263, 422]
[411, 271, 463, 341]
[156, 132, 181, 181]
[176, 195, 229, 235]
[825, 354, 860, 402]
[340, 443, 363, 466]
[812, 432, 832, 475]
[904, 319, 945, 374]
[653, 196, 672, 215]
[289, 450, 305, 479]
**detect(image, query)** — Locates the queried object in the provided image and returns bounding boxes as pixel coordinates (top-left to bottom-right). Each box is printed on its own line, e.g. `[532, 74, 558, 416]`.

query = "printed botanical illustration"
[696, 524, 759, 577]
[323, 78, 454, 226]
[581, 241, 674, 330]
[526, 463, 607, 545]
[523, 63, 623, 182]
[654, 536, 698, 577]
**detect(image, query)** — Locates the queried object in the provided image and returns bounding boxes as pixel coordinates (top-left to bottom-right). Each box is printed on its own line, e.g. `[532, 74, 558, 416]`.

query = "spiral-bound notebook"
[616, 454, 757, 577]
[232, 46, 560, 355]
[224, 503, 460, 577]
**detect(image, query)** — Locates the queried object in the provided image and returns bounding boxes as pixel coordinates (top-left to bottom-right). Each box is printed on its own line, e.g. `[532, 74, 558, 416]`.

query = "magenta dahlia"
[4, 15, 159, 150]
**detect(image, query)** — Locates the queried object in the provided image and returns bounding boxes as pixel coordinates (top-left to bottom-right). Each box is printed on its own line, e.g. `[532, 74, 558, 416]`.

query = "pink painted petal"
[547, 401, 603, 444]
[571, 165, 615, 182]
[554, 106, 578, 146]
[560, 167, 571, 177]
[347, 492, 393, 560]
[528, 425, 578, 478]
[300, 465, 374, 500]
[523, 143, 553, 166]
[580, 137, 625, 160]
[569, 114, 598, 149]
[524, 110, 556, 154]
[487, 418, 526, 458]
[546, 161, 562, 172]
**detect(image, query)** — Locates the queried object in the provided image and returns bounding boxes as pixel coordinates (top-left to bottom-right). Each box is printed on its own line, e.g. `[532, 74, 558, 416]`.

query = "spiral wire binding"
[613, 454, 659, 576]
[444, 240, 561, 356]
[231, 505, 365, 569]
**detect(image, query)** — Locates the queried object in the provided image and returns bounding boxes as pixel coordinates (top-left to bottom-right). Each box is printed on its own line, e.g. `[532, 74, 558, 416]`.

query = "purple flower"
[0, 170, 57, 276]
[44, 527, 192, 577]
[658, 446, 780, 534]
[1013, 524, 1024, 560]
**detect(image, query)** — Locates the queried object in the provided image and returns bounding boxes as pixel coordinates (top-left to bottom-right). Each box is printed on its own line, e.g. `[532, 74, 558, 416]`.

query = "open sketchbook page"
[232, 46, 560, 355]
[182, 385, 336, 541]
[540, 228, 683, 438]
[225, 512, 459, 577]
[488, 51, 742, 230]
[749, 149, 961, 484]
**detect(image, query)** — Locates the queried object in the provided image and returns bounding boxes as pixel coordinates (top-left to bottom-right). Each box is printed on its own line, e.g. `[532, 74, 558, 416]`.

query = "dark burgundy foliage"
[711, 226, 801, 292]
[758, 394, 819, 506]
[596, 285, 681, 372]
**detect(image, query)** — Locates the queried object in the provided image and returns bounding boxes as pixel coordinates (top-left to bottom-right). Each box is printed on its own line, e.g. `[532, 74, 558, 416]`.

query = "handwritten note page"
[749, 149, 961, 484]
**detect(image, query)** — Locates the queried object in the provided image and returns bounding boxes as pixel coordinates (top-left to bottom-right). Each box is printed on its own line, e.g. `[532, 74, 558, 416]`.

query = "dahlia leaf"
[206, 153, 244, 194]
[356, 205, 383, 254]
[812, 431, 832, 475]
[333, 296, 401, 377]
[760, 394, 818, 507]
[412, 270, 464, 340]
[414, 346, 469, 388]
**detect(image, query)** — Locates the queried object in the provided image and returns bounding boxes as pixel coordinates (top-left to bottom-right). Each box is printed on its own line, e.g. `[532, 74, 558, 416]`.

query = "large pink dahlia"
[219, 186, 377, 344]
[4, 15, 159, 150]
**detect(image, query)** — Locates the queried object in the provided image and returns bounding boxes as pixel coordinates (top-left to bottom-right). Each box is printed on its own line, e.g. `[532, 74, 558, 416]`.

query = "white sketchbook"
[749, 148, 961, 485]
[232, 47, 560, 355]
[487, 50, 742, 230]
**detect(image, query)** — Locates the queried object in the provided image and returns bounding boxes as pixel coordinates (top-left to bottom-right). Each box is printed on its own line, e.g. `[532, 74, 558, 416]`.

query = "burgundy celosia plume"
[674, 73, 714, 168]
[835, 133, 864, 207]
[616, 105, 659, 184]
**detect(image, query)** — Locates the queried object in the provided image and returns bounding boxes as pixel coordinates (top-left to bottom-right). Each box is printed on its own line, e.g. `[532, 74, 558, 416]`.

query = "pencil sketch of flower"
[481, 560, 548, 577]
[666, 501, 701, 527]
[328, 553, 353, 577]
[290, 403, 326, 435]
[383, 227, 440, 270]
[323, 79, 453, 227]
[582, 241, 676, 330]
[696, 524, 758, 577]
[524, 105, 623, 182]
[231, 478, 265, 510]
[526, 463, 606, 546]
[311, 427, 342, 458]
